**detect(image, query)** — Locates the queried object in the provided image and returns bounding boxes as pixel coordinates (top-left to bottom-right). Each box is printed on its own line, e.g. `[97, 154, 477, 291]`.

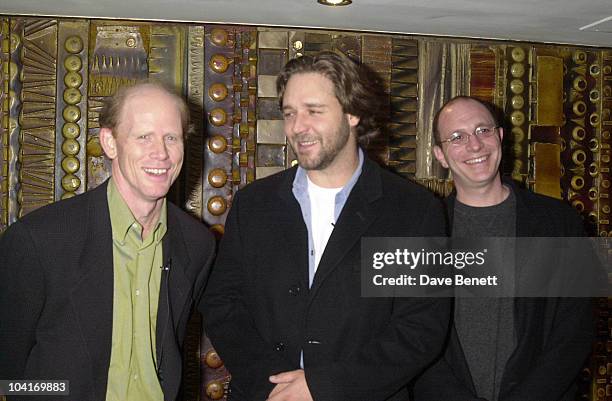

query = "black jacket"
[201, 158, 451, 401]
[0, 180, 216, 401]
[413, 182, 594, 401]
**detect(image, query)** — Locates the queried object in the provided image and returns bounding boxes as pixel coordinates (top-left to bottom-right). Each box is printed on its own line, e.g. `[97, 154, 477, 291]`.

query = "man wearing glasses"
[413, 96, 593, 401]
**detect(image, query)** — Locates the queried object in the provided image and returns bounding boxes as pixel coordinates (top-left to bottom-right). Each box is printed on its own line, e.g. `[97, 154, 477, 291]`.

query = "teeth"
[144, 168, 168, 175]
[300, 140, 318, 146]
[465, 156, 488, 165]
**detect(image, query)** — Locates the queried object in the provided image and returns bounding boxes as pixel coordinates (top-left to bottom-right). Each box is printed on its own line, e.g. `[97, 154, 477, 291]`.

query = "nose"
[151, 137, 169, 160]
[465, 132, 484, 152]
[291, 112, 309, 134]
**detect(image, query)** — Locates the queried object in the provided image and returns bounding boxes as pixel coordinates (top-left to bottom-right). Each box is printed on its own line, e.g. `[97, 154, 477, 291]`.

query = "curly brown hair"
[276, 51, 385, 145]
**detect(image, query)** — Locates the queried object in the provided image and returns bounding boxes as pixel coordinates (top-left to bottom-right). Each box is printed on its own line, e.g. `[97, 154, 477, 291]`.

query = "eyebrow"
[305, 101, 326, 107]
[450, 122, 496, 132]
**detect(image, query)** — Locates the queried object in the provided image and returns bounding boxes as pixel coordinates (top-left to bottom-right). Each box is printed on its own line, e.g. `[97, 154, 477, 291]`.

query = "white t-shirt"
[307, 177, 342, 272]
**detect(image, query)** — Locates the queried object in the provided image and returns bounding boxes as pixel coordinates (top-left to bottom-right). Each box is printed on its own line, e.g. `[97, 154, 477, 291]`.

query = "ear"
[498, 126, 504, 142]
[346, 113, 360, 128]
[99, 127, 117, 160]
[433, 145, 449, 169]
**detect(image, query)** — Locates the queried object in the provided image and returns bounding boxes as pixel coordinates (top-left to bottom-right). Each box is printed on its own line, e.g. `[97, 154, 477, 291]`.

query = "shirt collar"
[107, 177, 167, 245]
[293, 148, 364, 199]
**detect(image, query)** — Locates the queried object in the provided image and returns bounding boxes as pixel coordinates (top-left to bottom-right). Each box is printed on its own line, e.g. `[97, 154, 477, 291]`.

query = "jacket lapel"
[156, 206, 192, 362]
[308, 159, 383, 300]
[71, 181, 114, 391]
[277, 168, 310, 289]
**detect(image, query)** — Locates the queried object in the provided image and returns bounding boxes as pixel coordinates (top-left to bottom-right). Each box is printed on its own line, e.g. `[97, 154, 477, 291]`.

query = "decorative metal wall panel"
[56, 20, 88, 200]
[232, 29, 257, 191]
[529, 50, 564, 200]
[389, 37, 418, 177]
[149, 25, 185, 89]
[0, 18, 9, 233]
[560, 48, 599, 230]
[150, 24, 187, 206]
[536, 55, 564, 126]
[600, 50, 612, 238]
[0, 14, 610, 401]
[257, 28, 288, 177]
[470, 45, 497, 103]
[202, 26, 234, 237]
[362, 34, 392, 165]
[504, 45, 530, 183]
[18, 18, 57, 218]
[532, 142, 561, 198]
[256, 120, 284, 144]
[590, 59, 612, 393]
[415, 42, 470, 180]
[7, 18, 22, 226]
[87, 22, 150, 190]
[288, 30, 304, 60]
[88, 24, 148, 97]
[184, 25, 205, 220]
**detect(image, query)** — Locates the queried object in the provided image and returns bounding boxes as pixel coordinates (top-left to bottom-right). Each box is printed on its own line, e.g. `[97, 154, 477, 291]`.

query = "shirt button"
[135, 289, 140, 296]
[133, 374, 139, 380]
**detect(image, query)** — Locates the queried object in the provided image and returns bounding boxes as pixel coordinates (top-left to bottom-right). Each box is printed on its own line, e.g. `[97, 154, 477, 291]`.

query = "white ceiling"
[1, 0, 611, 47]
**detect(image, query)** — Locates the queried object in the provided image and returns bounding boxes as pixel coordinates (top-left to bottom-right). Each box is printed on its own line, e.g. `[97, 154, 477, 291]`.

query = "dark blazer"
[0, 180, 215, 401]
[201, 158, 451, 401]
[413, 182, 594, 401]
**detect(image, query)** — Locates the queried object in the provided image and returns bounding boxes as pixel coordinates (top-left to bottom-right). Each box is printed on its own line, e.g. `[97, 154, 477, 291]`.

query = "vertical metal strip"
[55, 19, 89, 200]
[0, 18, 10, 232]
[185, 25, 205, 220]
[7, 18, 23, 225]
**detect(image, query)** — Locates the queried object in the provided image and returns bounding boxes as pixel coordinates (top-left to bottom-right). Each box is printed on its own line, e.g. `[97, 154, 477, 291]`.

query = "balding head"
[99, 81, 191, 139]
[433, 96, 499, 146]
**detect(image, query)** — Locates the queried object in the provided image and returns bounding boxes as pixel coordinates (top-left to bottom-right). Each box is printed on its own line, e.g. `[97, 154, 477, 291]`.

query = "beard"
[289, 117, 351, 171]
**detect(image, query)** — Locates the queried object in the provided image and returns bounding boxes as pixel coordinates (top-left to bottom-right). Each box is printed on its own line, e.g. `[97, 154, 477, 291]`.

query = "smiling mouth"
[299, 139, 319, 147]
[464, 155, 489, 165]
[143, 168, 169, 175]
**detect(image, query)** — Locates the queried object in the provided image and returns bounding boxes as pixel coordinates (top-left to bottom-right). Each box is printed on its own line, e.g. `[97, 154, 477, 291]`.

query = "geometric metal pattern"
[388, 37, 418, 177]
[17, 18, 57, 218]
[0, 18, 9, 232]
[184, 25, 205, 219]
[56, 20, 88, 200]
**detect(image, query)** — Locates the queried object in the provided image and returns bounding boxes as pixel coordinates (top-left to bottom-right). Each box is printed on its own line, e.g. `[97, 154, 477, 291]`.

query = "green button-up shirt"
[105, 178, 166, 401]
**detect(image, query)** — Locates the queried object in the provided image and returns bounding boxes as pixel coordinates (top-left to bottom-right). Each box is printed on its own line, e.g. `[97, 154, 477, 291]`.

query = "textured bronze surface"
[256, 120, 285, 144]
[0, 18, 9, 232]
[7, 18, 22, 226]
[207, 196, 227, 216]
[205, 380, 225, 400]
[470, 46, 496, 103]
[208, 168, 228, 188]
[86, 96, 111, 189]
[17, 18, 57, 217]
[257, 29, 288, 172]
[204, 350, 224, 369]
[88, 24, 147, 97]
[505, 45, 530, 182]
[209, 53, 230, 73]
[560, 48, 599, 240]
[532, 142, 561, 198]
[362, 34, 392, 165]
[388, 37, 419, 177]
[184, 25, 205, 219]
[209, 82, 228, 102]
[149, 25, 185, 90]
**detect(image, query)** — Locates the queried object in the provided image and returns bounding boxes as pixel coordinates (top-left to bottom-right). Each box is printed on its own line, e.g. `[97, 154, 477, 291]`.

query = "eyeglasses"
[439, 125, 499, 146]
